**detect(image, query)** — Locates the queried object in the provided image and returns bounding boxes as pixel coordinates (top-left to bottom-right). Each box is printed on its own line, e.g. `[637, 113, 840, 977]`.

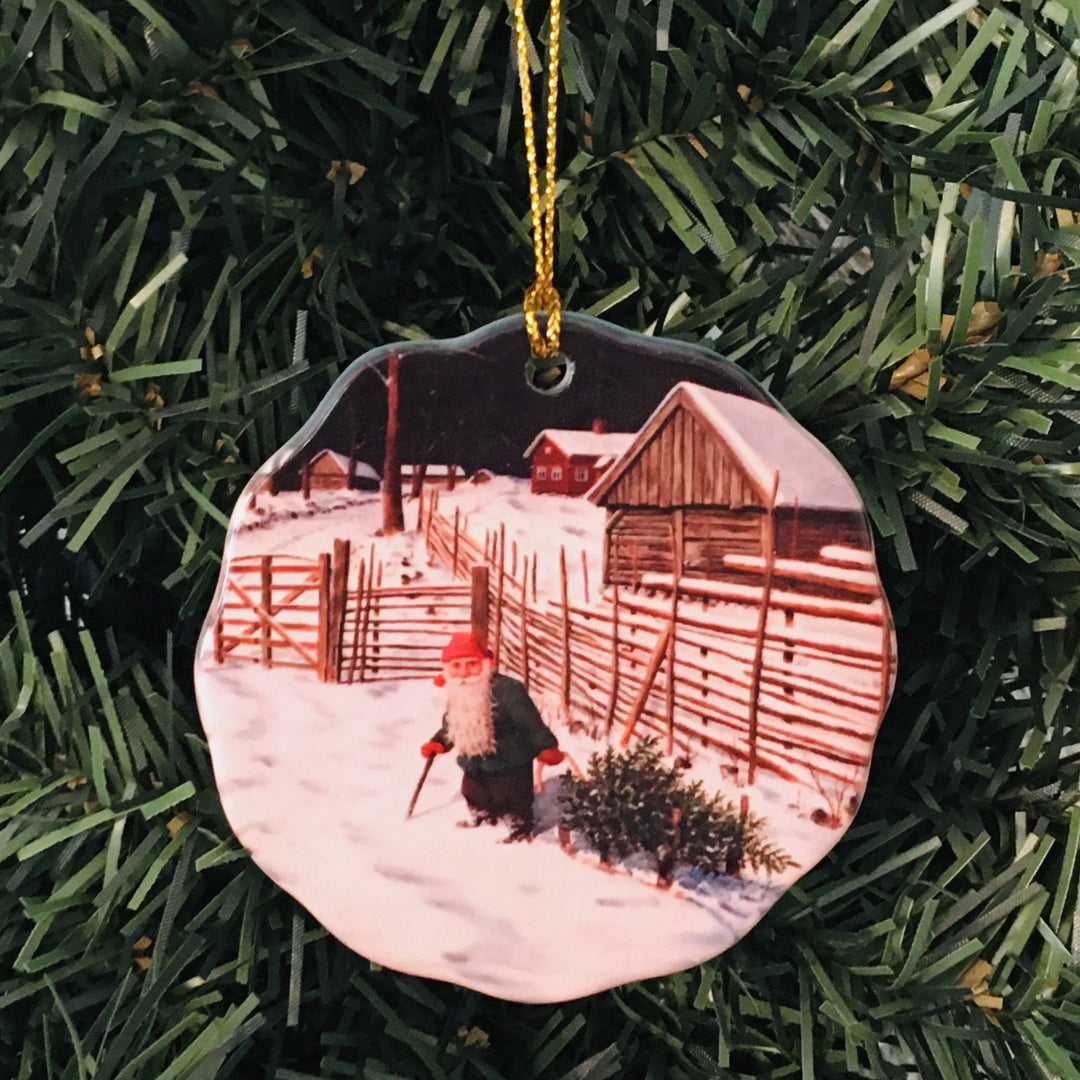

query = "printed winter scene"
[195, 348, 895, 1003]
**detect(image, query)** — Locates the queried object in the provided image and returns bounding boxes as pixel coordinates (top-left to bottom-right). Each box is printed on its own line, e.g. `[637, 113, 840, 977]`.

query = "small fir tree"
[560, 740, 792, 881]
[676, 786, 795, 879]
[559, 740, 680, 864]
[672, 780, 744, 877]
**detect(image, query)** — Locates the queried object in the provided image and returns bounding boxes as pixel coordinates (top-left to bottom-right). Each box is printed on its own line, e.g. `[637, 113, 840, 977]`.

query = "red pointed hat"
[440, 632, 493, 664]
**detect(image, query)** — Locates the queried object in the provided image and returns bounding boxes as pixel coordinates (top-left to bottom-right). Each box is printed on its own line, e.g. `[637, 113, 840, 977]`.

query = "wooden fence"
[215, 540, 475, 684]
[214, 553, 331, 677]
[212, 489, 892, 791]
[338, 543, 473, 683]
[421, 489, 891, 788]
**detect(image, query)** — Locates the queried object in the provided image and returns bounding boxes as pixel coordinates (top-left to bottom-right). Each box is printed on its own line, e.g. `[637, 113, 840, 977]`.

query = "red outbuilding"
[523, 421, 635, 497]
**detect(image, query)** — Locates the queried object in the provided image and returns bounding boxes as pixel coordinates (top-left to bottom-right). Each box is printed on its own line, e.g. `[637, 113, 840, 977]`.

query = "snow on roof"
[681, 384, 862, 510]
[400, 463, 463, 476]
[309, 449, 380, 481]
[522, 429, 636, 460]
[591, 383, 864, 512]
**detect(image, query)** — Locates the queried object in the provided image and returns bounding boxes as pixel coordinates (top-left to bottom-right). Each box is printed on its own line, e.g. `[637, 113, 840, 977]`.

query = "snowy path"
[195, 664, 783, 1002]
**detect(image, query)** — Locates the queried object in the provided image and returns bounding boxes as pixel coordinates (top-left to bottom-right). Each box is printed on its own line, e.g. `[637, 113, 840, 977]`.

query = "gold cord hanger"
[513, 0, 564, 385]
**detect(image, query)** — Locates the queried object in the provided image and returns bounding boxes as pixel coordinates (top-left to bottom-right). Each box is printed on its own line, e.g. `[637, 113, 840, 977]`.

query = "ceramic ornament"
[195, 314, 895, 1003]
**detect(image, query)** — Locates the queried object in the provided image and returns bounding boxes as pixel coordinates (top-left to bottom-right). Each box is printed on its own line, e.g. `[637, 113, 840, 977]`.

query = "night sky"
[271, 314, 774, 489]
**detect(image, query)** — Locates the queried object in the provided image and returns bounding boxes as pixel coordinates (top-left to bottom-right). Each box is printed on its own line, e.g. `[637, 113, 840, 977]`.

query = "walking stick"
[406, 754, 437, 820]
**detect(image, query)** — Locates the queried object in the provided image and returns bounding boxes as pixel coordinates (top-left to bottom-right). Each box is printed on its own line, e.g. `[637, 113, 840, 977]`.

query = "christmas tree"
[560, 740, 684, 867]
[560, 739, 793, 881]
[2, 1, 1079, 1076]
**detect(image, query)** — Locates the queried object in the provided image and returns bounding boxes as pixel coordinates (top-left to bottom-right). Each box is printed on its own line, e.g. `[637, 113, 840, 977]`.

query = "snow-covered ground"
[230, 476, 606, 603]
[196, 475, 881, 1000]
[196, 662, 797, 1002]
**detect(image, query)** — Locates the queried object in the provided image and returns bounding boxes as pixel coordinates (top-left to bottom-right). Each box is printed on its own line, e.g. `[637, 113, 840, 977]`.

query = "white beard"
[445, 670, 496, 757]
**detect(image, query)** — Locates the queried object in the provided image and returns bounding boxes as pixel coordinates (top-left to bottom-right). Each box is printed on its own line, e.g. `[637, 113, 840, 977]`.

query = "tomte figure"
[421, 633, 565, 842]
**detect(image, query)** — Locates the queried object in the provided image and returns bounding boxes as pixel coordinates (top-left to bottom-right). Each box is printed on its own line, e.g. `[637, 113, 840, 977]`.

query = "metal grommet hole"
[526, 354, 574, 395]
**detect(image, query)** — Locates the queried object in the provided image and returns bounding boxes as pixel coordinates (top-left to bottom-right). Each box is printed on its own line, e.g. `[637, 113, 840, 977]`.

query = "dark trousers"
[460, 764, 534, 825]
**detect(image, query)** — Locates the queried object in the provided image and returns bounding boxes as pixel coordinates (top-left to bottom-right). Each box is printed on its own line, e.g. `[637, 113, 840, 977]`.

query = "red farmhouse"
[523, 422, 635, 497]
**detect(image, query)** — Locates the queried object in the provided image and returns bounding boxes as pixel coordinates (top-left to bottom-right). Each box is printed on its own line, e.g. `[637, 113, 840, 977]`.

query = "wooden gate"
[214, 553, 331, 677]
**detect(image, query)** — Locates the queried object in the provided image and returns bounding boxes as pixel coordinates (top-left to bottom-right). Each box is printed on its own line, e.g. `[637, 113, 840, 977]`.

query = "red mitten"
[421, 741, 448, 759]
[537, 748, 565, 766]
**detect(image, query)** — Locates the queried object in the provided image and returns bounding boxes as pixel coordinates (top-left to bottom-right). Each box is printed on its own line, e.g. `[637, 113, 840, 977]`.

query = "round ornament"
[195, 314, 895, 1002]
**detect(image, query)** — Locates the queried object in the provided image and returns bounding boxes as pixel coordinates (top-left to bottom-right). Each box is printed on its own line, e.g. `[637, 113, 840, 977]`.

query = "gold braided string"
[513, 0, 562, 367]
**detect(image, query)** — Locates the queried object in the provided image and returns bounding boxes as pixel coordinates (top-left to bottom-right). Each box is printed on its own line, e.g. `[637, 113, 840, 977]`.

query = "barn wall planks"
[774, 508, 866, 561]
[605, 509, 767, 585]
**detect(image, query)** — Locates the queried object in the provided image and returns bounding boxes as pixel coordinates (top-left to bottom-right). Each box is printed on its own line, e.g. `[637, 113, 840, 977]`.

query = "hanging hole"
[526, 353, 574, 395]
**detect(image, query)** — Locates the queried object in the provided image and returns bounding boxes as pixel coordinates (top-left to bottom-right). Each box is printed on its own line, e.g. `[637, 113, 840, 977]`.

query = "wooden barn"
[302, 450, 380, 493]
[587, 383, 868, 586]
[523, 422, 635, 497]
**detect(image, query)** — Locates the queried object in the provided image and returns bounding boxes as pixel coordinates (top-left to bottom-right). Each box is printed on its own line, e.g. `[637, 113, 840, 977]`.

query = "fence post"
[260, 555, 273, 668]
[782, 608, 796, 695]
[471, 565, 490, 651]
[604, 581, 620, 735]
[358, 556, 375, 683]
[581, 549, 590, 605]
[452, 507, 461, 577]
[328, 539, 351, 681]
[345, 559, 366, 684]
[316, 552, 331, 682]
[214, 615, 224, 664]
[494, 523, 506, 667]
[746, 471, 780, 785]
[665, 509, 685, 755]
[559, 546, 571, 712]
[372, 560, 383, 677]
[520, 555, 531, 693]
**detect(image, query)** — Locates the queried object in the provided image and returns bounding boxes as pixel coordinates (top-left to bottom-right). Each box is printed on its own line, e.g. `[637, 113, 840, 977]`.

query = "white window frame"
[574, 466, 590, 482]
[551, 465, 563, 481]
[536, 465, 547, 480]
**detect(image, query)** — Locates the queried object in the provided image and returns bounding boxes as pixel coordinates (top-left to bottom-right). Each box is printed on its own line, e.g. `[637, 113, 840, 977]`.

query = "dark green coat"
[434, 674, 558, 778]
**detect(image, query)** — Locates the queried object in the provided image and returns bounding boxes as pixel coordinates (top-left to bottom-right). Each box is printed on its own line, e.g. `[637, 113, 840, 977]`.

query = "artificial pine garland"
[1, 1, 1079, 1076]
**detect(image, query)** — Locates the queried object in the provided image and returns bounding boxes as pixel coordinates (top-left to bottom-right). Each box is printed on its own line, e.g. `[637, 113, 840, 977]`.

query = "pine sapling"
[560, 739, 794, 883]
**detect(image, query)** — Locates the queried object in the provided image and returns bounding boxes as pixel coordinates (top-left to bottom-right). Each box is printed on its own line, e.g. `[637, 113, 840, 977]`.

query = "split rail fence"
[337, 541, 472, 683]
